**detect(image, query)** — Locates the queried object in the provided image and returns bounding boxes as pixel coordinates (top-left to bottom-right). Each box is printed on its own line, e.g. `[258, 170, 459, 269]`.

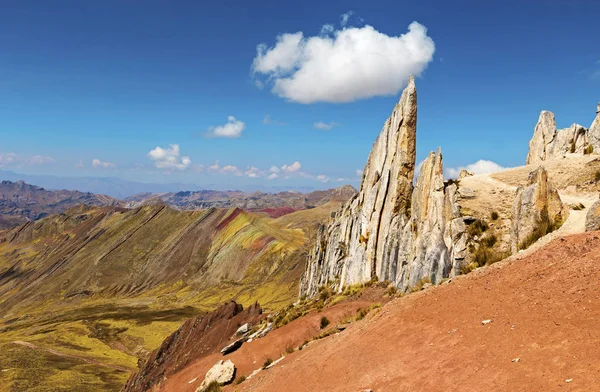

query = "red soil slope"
[232, 232, 600, 391]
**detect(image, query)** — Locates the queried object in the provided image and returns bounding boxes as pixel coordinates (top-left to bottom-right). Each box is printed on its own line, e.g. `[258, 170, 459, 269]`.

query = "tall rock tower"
[299, 78, 467, 297]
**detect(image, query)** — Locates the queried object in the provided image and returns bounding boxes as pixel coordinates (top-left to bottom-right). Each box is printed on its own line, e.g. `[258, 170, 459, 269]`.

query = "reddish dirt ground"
[160, 290, 388, 392]
[161, 232, 600, 391]
[232, 233, 600, 392]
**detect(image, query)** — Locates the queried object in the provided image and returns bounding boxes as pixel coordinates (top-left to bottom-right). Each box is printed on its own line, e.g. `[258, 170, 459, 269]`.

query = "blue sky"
[0, 0, 598, 190]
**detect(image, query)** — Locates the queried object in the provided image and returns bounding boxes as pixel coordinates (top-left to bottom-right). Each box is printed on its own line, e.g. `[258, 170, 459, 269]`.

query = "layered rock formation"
[123, 301, 262, 392]
[299, 78, 468, 296]
[509, 167, 566, 253]
[526, 103, 600, 164]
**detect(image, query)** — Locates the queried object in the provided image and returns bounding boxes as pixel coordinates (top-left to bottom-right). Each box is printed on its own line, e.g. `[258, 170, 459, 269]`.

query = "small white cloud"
[268, 165, 280, 173]
[207, 116, 245, 138]
[28, 155, 54, 165]
[355, 169, 362, 177]
[267, 173, 279, 180]
[320, 24, 334, 35]
[314, 121, 340, 131]
[147, 144, 191, 170]
[317, 174, 329, 183]
[92, 159, 116, 169]
[245, 166, 263, 178]
[252, 21, 435, 103]
[263, 114, 285, 126]
[445, 159, 505, 179]
[340, 11, 354, 27]
[335, 177, 346, 182]
[221, 165, 242, 176]
[281, 161, 302, 173]
[0, 153, 17, 167]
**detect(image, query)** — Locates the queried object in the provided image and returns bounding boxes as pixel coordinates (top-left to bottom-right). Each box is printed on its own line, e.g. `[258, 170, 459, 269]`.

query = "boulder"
[235, 323, 250, 336]
[196, 360, 235, 391]
[510, 167, 567, 253]
[585, 199, 600, 232]
[457, 187, 475, 199]
[220, 338, 244, 355]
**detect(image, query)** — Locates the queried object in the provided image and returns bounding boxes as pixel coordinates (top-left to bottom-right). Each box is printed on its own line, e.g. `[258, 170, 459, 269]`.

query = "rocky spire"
[588, 103, 600, 150]
[526, 111, 557, 165]
[299, 79, 467, 297]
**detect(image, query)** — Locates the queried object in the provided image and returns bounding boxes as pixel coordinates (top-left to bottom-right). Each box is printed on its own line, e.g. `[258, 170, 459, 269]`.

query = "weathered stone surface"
[585, 199, 600, 232]
[458, 169, 473, 179]
[299, 79, 468, 296]
[588, 103, 600, 151]
[236, 323, 249, 336]
[526, 105, 599, 164]
[220, 338, 244, 355]
[196, 360, 235, 391]
[510, 167, 567, 253]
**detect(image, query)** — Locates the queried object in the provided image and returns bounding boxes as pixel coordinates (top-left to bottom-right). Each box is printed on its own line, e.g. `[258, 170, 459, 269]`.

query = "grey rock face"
[526, 104, 600, 164]
[509, 167, 566, 253]
[299, 79, 468, 297]
[585, 199, 600, 232]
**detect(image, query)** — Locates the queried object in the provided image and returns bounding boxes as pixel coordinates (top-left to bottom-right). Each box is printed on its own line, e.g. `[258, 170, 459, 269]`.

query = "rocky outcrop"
[589, 104, 600, 149]
[122, 301, 262, 392]
[197, 360, 236, 391]
[526, 104, 600, 165]
[458, 169, 474, 179]
[299, 78, 468, 296]
[510, 167, 567, 253]
[585, 199, 600, 232]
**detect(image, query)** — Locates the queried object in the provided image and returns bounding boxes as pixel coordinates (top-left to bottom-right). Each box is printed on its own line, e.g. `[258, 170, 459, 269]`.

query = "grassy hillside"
[0, 203, 334, 391]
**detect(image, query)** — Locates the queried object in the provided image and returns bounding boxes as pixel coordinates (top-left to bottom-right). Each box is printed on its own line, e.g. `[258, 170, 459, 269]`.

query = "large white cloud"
[252, 21, 435, 103]
[445, 160, 505, 179]
[147, 144, 191, 170]
[206, 116, 245, 138]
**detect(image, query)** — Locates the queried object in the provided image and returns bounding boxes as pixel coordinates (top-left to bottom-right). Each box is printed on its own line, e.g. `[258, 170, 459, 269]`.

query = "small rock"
[422, 283, 432, 290]
[236, 323, 250, 336]
[481, 319, 492, 326]
[196, 360, 236, 392]
[336, 324, 349, 331]
[457, 187, 476, 199]
[511, 358, 520, 363]
[220, 338, 244, 355]
[565, 379, 573, 383]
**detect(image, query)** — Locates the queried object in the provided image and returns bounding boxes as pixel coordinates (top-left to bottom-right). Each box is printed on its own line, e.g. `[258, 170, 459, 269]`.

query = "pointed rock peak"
[527, 166, 548, 186]
[596, 103, 600, 114]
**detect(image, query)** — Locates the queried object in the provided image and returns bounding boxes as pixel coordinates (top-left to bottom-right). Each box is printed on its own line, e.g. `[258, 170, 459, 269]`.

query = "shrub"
[355, 303, 381, 320]
[262, 357, 273, 369]
[205, 381, 222, 392]
[285, 345, 294, 354]
[319, 316, 330, 329]
[585, 145, 594, 155]
[467, 219, 488, 237]
[481, 233, 497, 248]
[490, 211, 499, 221]
[473, 246, 508, 267]
[234, 376, 246, 385]
[385, 285, 398, 296]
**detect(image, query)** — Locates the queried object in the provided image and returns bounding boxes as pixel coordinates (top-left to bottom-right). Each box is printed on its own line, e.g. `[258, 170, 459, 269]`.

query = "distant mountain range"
[0, 170, 328, 199]
[0, 177, 357, 230]
[125, 185, 358, 213]
[0, 180, 120, 229]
